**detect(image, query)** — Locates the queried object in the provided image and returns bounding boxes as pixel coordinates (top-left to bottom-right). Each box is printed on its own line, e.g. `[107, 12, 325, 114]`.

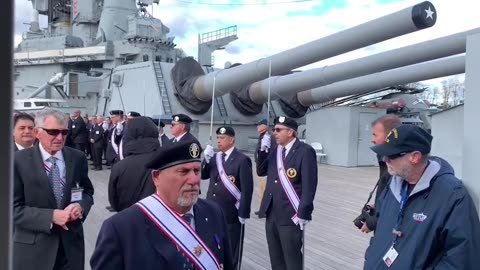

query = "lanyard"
[392, 182, 409, 245]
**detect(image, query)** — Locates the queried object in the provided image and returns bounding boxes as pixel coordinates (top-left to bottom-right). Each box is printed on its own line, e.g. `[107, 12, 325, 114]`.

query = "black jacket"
[108, 117, 160, 211]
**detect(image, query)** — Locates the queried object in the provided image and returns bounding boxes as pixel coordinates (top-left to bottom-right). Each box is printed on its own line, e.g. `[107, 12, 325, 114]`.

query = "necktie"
[48, 157, 64, 208]
[282, 147, 287, 160]
[222, 152, 227, 166]
[179, 213, 195, 269]
[173, 138, 178, 143]
[182, 213, 194, 226]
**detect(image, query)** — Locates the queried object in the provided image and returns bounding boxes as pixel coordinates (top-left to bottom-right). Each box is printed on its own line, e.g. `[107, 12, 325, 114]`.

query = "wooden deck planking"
[83, 161, 379, 270]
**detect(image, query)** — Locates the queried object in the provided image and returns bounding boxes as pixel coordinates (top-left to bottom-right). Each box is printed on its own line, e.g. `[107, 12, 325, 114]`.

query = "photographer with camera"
[355, 115, 401, 233]
[364, 124, 480, 269]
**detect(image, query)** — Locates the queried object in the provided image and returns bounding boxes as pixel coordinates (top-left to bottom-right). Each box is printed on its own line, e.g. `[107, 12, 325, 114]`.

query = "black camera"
[353, 205, 375, 229]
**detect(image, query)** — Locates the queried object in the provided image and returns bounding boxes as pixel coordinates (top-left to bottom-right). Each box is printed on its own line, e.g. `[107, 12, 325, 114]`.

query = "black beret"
[216, 126, 235, 137]
[127, 111, 141, 117]
[274, 116, 298, 131]
[159, 120, 165, 128]
[370, 125, 432, 158]
[256, 119, 267, 126]
[146, 141, 203, 170]
[172, 113, 192, 124]
[109, 110, 124, 116]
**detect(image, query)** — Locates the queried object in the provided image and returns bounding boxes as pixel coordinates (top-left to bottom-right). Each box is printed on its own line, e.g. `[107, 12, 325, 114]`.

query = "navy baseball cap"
[370, 125, 432, 158]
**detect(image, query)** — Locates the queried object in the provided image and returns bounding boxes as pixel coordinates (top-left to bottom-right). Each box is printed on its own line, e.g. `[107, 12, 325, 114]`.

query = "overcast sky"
[14, 0, 476, 86]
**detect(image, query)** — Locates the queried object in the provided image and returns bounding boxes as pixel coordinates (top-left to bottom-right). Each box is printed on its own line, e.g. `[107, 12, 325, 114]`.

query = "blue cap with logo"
[370, 124, 432, 158]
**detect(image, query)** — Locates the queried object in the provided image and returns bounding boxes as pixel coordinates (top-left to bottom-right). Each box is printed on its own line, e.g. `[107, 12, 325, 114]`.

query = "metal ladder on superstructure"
[153, 62, 172, 115]
[205, 66, 228, 117]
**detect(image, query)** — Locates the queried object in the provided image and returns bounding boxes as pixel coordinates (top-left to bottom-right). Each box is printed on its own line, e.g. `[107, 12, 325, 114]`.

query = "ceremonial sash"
[276, 146, 300, 225]
[136, 195, 221, 270]
[110, 126, 124, 160]
[110, 128, 119, 154]
[215, 153, 241, 209]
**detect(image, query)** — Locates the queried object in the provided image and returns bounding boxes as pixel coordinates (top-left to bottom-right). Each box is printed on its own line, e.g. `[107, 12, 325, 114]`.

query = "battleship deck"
[83, 161, 378, 270]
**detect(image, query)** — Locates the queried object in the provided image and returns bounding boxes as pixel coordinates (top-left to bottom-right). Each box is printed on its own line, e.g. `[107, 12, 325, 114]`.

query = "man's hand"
[52, 209, 71, 230]
[65, 203, 84, 221]
[360, 223, 372, 233]
[298, 218, 309, 231]
[204, 145, 215, 164]
[260, 134, 271, 152]
[238, 217, 246, 225]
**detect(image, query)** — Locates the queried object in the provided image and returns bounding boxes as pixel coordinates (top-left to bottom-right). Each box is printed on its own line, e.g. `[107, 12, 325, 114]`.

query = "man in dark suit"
[170, 113, 199, 144]
[13, 109, 94, 270]
[257, 116, 318, 270]
[13, 112, 35, 151]
[158, 120, 170, 147]
[70, 110, 88, 154]
[89, 115, 104, 171]
[201, 126, 253, 269]
[105, 110, 125, 166]
[91, 141, 233, 270]
[64, 113, 73, 148]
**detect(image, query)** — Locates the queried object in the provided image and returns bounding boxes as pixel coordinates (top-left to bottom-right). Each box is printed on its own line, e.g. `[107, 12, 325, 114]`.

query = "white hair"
[34, 109, 68, 128]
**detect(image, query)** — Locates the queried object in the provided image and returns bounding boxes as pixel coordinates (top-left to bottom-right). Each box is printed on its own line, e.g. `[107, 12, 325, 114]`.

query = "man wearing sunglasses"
[13, 109, 94, 270]
[256, 116, 318, 270]
[365, 124, 480, 270]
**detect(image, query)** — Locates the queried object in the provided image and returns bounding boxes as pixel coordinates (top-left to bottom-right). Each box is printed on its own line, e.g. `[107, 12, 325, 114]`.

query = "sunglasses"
[272, 127, 290, 133]
[39, 128, 69, 136]
[385, 152, 410, 160]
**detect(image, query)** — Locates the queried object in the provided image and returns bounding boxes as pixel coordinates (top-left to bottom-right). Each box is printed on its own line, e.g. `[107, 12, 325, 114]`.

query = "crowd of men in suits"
[12, 107, 479, 270]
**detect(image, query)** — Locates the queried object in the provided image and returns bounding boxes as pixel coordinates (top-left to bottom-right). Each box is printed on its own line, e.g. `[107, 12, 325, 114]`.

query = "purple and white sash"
[136, 195, 221, 270]
[215, 153, 241, 209]
[276, 146, 300, 225]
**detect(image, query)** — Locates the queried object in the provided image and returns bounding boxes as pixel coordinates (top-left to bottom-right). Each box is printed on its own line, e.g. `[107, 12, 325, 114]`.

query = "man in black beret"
[105, 109, 126, 212]
[170, 113, 199, 144]
[91, 141, 234, 270]
[201, 126, 254, 268]
[253, 119, 276, 216]
[106, 109, 126, 164]
[257, 116, 318, 270]
[365, 124, 480, 269]
[126, 111, 141, 123]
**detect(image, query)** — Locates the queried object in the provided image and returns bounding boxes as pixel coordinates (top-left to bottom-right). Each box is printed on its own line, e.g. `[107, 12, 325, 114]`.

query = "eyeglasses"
[272, 127, 290, 133]
[39, 128, 69, 136]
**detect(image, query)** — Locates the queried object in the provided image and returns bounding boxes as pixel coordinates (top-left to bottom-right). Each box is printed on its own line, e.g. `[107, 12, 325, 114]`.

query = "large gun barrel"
[175, 1, 437, 114]
[248, 28, 479, 105]
[193, 1, 436, 101]
[297, 55, 465, 107]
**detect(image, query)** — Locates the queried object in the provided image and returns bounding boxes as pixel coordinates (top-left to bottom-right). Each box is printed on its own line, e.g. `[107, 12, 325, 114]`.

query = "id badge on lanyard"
[383, 182, 408, 268]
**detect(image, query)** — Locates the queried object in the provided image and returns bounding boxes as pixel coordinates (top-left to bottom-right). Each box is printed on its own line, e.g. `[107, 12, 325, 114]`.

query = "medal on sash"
[276, 146, 300, 224]
[215, 153, 241, 209]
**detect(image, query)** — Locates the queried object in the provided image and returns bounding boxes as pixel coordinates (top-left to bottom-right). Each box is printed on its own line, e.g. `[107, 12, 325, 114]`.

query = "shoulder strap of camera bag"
[363, 179, 380, 207]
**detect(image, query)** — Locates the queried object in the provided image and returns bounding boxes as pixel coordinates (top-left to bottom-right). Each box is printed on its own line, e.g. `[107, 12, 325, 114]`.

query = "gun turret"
[171, 1, 437, 114]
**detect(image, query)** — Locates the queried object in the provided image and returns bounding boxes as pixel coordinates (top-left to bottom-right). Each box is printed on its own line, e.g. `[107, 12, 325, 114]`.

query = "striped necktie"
[179, 213, 195, 269]
[47, 156, 64, 208]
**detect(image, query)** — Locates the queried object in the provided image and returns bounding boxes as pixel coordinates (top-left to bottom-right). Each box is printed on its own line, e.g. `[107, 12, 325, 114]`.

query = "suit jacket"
[170, 132, 199, 145]
[160, 134, 170, 147]
[13, 145, 95, 270]
[90, 199, 234, 270]
[71, 116, 88, 144]
[201, 148, 254, 224]
[89, 124, 104, 147]
[257, 139, 318, 225]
